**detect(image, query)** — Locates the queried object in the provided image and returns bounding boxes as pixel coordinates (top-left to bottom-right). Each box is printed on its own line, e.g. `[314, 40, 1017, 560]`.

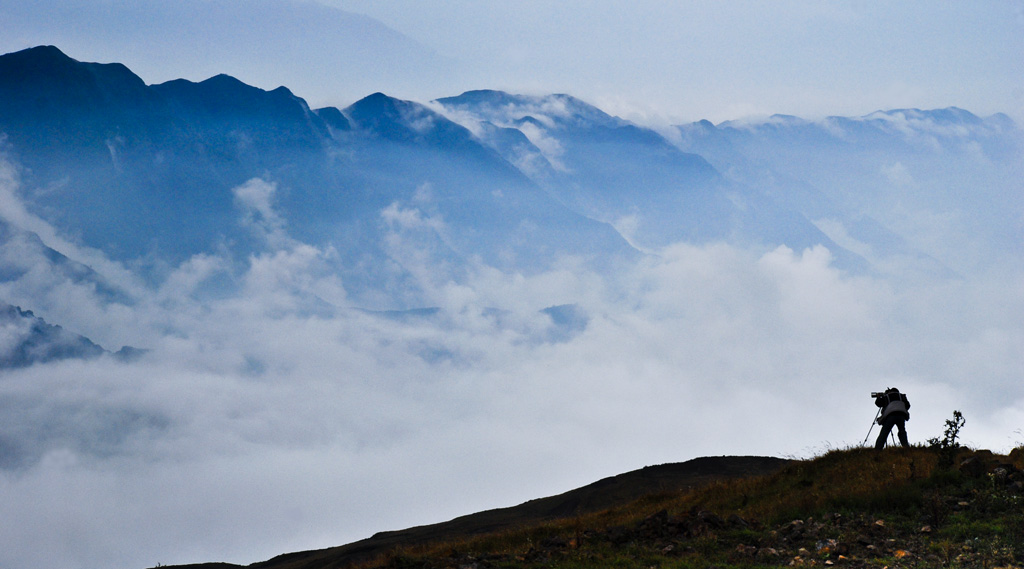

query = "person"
[874, 387, 911, 449]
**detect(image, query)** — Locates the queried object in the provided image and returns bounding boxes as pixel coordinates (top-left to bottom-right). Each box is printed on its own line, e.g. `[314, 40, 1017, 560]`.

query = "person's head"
[886, 387, 900, 394]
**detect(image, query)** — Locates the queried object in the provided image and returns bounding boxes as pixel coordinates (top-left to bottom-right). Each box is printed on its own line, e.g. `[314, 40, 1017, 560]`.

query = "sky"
[0, 2, 1023, 568]
[324, 0, 1024, 124]
[1, 0, 1022, 124]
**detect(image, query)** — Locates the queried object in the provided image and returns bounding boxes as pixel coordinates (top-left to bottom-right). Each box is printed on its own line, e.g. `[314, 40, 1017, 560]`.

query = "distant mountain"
[0, 47, 634, 306]
[0, 219, 134, 305]
[0, 0, 455, 108]
[1, 46, 1018, 314]
[435, 90, 867, 269]
[675, 108, 1024, 273]
[0, 45, 333, 262]
[332, 92, 635, 272]
[0, 303, 105, 368]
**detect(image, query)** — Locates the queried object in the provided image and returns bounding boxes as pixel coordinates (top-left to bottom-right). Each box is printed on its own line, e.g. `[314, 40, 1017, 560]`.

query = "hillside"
[157, 456, 790, 569]
[159, 448, 1024, 569]
[157, 448, 1024, 569]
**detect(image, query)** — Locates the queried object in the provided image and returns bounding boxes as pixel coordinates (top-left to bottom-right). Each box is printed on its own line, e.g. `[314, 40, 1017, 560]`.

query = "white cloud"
[0, 156, 145, 300]
[380, 202, 446, 233]
[881, 161, 915, 189]
[516, 121, 569, 172]
[234, 178, 289, 247]
[0, 226, 1021, 568]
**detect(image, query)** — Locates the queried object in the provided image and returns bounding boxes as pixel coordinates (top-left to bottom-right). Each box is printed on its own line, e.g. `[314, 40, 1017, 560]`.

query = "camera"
[871, 392, 884, 398]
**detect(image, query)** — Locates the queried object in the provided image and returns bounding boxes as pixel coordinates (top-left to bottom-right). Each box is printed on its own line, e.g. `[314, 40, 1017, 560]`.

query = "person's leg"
[895, 418, 910, 448]
[875, 416, 896, 450]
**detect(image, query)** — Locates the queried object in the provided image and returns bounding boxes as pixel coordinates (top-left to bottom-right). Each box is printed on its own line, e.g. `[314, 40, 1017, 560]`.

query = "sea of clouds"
[0, 163, 1022, 569]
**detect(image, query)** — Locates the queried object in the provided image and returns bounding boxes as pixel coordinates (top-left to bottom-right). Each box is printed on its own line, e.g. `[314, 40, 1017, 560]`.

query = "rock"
[734, 544, 756, 556]
[783, 519, 806, 537]
[992, 466, 1011, 483]
[637, 510, 671, 538]
[606, 525, 632, 545]
[816, 539, 838, 554]
[727, 513, 750, 528]
[806, 522, 823, 539]
[1008, 446, 1024, 468]
[960, 455, 987, 478]
[697, 510, 725, 528]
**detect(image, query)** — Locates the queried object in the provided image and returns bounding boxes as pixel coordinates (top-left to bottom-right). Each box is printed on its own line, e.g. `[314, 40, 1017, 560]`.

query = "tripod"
[863, 408, 896, 447]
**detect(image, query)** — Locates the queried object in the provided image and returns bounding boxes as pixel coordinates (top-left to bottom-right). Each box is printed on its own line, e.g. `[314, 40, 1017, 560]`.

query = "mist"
[0, 0, 1021, 565]
[0, 163, 1021, 568]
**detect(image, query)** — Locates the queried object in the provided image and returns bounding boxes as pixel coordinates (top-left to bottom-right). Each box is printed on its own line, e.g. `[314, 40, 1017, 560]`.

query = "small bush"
[928, 410, 966, 467]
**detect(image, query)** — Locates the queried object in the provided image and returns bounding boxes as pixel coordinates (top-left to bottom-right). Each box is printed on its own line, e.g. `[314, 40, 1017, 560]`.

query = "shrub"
[928, 410, 965, 466]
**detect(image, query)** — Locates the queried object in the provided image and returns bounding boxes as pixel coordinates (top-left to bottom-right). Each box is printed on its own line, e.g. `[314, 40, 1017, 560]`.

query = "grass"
[353, 445, 1024, 569]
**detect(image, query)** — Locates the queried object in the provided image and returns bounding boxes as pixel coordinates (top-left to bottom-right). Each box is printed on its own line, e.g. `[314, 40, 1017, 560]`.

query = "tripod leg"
[864, 408, 882, 445]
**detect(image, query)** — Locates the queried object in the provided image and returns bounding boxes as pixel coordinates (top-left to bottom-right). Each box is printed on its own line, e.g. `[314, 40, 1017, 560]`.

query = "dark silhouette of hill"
[159, 456, 789, 569]
[156, 447, 1024, 569]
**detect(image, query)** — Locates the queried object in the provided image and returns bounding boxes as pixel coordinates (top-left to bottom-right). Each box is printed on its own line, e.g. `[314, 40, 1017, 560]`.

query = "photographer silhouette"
[873, 387, 911, 449]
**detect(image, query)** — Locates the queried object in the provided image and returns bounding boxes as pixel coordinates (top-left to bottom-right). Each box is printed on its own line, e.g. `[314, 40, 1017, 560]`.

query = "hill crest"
[159, 456, 790, 569]
[157, 447, 1024, 569]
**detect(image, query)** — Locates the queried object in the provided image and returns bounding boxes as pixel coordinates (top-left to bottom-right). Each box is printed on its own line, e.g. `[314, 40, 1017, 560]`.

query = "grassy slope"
[358, 447, 1024, 569]
[156, 447, 1024, 569]
[246, 457, 790, 569]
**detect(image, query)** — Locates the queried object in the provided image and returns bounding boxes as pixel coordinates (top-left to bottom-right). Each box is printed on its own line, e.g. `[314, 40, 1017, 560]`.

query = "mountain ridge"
[0, 46, 637, 293]
[1, 44, 1020, 358]
[3, 45, 1008, 287]
[0, 302, 128, 368]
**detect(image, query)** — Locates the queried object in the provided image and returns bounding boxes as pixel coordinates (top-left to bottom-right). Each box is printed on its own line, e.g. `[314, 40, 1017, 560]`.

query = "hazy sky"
[2, 0, 1022, 123]
[324, 0, 1024, 123]
[0, 2, 1023, 569]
